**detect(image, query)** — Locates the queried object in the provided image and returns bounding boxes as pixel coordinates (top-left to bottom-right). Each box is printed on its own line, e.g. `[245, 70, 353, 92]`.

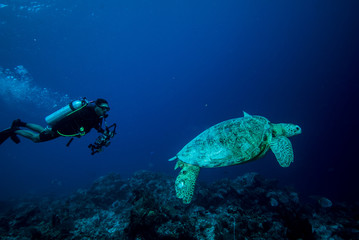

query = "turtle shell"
[176, 115, 272, 168]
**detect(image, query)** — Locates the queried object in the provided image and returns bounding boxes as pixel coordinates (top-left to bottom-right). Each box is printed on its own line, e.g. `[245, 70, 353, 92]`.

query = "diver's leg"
[12, 119, 44, 133]
[14, 130, 40, 143]
[24, 123, 45, 133]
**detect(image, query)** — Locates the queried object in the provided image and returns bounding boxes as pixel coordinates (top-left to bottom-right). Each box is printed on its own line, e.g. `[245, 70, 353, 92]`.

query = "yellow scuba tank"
[45, 99, 88, 126]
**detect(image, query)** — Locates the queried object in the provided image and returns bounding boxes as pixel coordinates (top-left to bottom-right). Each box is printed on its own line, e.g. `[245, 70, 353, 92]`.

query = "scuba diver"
[0, 98, 116, 154]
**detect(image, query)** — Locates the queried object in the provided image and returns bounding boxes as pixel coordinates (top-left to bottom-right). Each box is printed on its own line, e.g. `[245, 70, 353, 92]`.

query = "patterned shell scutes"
[177, 115, 271, 168]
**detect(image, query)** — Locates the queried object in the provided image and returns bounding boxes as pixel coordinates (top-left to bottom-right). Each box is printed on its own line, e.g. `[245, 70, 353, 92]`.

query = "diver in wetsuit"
[0, 98, 114, 153]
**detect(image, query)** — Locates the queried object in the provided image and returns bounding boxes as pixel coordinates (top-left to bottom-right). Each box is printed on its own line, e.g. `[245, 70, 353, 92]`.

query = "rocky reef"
[0, 171, 358, 239]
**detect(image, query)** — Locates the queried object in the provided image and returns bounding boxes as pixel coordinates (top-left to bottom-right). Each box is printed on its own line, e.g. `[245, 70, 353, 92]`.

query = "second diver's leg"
[14, 130, 40, 143]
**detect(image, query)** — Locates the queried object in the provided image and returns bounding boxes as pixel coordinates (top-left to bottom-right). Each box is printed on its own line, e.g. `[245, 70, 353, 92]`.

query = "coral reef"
[0, 171, 358, 239]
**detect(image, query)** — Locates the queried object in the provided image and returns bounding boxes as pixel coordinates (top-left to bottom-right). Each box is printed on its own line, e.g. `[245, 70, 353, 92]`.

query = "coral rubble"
[0, 171, 358, 239]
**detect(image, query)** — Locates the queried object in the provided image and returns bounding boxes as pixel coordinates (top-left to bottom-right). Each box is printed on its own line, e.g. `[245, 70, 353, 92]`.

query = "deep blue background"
[0, 0, 358, 203]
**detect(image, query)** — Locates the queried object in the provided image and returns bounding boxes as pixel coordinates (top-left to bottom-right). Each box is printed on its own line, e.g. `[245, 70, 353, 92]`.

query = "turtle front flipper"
[174, 160, 200, 204]
[270, 136, 294, 167]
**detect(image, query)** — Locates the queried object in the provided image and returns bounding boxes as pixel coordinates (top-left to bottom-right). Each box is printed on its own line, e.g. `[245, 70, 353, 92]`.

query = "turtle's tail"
[168, 156, 178, 161]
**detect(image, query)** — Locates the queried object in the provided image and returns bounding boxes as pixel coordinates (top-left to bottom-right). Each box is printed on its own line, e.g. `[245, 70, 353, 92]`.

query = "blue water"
[0, 0, 358, 203]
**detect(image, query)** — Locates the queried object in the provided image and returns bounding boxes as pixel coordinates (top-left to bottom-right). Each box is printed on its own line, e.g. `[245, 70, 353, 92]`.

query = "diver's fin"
[10, 134, 20, 144]
[0, 128, 14, 145]
[0, 127, 20, 145]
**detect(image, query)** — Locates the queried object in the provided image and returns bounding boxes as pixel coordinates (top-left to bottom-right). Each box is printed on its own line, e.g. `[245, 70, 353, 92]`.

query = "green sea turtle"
[169, 112, 302, 204]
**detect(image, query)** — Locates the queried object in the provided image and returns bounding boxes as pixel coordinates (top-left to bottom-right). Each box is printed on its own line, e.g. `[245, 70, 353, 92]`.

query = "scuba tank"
[45, 98, 88, 126]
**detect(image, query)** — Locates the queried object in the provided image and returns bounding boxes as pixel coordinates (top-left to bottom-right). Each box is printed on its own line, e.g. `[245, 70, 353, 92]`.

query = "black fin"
[0, 128, 13, 145]
[0, 127, 20, 145]
[10, 134, 20, 144]
[12, 119, 27, 128]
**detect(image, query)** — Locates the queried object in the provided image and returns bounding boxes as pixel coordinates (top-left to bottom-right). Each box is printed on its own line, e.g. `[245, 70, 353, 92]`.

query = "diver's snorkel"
[88, 123, 117, 155]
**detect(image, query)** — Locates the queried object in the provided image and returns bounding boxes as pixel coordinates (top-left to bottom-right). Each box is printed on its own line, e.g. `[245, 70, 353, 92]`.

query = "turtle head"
[272, 123, 302, 137]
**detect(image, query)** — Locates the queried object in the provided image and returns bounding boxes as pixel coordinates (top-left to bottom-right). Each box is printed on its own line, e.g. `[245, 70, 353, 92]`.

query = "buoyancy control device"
[45, 98, 88, 126]
[44, 97, 117, 154]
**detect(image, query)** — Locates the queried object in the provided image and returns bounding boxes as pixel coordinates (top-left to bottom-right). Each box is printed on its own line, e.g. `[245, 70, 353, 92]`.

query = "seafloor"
[0, 171, 358, 240]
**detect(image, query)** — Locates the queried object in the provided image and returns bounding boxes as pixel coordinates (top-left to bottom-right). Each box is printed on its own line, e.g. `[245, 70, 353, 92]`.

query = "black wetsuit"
[39, 104, 104, 142]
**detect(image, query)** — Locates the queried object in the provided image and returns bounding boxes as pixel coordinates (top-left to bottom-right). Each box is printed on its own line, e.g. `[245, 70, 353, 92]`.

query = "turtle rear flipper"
[174, 161, 200, 204]
[270, 136, 294, 167]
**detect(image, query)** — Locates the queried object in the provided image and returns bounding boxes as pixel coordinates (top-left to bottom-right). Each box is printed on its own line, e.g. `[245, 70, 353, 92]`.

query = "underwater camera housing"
[88, 123, 117, 155]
